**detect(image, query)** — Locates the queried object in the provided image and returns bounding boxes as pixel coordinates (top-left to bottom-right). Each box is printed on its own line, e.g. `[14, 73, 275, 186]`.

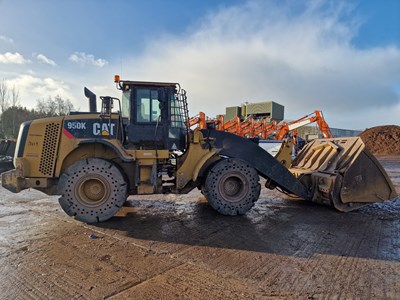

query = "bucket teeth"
[290, 137, 397, 212]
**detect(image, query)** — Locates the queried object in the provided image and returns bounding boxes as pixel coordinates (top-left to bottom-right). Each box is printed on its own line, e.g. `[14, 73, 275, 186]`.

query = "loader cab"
[118, 79, 188, 150]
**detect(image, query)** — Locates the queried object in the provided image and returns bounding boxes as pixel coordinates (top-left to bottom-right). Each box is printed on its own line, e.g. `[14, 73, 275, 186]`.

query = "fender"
[77, 139, 133, 162]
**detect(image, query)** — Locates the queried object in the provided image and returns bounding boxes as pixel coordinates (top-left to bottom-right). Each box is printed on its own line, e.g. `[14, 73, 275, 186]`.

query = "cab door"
[127, 87, 167, 149]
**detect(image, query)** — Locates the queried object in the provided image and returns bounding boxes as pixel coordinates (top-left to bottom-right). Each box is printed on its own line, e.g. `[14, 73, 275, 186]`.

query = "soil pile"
[359, 125, 400, 155]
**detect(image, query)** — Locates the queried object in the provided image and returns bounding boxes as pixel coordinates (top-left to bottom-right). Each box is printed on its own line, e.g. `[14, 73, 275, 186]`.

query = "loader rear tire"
[57, 158, 127, 223]
[203, 158, 260, 216]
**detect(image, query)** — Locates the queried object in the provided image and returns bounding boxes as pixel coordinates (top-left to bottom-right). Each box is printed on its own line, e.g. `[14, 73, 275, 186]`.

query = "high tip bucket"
[290, 137, 397, 212]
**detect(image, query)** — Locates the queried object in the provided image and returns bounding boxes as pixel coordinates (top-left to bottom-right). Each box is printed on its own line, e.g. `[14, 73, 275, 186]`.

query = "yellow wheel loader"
[2, 76, 397, 223]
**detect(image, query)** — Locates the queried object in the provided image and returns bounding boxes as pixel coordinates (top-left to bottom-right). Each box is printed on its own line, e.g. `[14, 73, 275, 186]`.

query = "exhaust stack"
[84, 87, 97, 113]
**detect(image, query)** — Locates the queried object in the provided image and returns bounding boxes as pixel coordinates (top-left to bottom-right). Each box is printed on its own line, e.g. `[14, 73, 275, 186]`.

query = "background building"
[225, 101, 284, 122]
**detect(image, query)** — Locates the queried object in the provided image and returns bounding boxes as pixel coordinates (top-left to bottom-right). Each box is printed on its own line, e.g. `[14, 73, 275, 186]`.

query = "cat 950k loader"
[2, 76, 397, 223]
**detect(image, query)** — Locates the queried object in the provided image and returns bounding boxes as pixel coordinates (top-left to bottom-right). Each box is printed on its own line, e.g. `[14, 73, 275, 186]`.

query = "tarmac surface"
[0, 156, 399, 299]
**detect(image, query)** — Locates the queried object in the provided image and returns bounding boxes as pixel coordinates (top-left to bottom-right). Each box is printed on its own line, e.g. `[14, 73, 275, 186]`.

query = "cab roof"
[119, 80, 178, 88]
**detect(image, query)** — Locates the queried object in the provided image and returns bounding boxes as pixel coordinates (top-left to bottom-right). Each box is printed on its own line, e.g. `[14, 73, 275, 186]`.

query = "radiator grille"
[39, 123, 60, 176]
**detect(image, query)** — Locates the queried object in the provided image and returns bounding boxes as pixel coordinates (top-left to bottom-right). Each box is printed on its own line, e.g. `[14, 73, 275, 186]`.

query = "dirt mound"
[359, 125, 400, 156]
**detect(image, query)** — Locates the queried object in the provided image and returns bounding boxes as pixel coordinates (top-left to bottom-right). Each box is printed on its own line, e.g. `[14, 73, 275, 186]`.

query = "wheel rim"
[223, 177, 242, 196]
[219, 172, 248, 203]
[76, 175, 110, 207]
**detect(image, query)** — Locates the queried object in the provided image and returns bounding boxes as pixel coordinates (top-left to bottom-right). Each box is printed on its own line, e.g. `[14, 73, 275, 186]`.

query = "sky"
[0, 0, 399, 130]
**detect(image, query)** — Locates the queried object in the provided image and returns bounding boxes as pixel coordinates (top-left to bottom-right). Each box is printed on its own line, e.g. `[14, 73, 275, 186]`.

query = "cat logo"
[93, 123, 115, 136]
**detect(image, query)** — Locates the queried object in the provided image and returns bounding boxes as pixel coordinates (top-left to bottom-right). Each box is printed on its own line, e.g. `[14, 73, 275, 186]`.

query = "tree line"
[0, 79, 74, 138]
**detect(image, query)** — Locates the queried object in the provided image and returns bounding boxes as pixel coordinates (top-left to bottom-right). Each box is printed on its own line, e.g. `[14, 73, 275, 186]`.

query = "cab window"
[136, 89, 160, 123]
[121, 90, 130, 118]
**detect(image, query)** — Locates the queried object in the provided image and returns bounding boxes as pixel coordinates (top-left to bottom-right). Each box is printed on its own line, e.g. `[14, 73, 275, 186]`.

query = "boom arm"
[277, 110, 333, 140]
[187, 112, 207, 129]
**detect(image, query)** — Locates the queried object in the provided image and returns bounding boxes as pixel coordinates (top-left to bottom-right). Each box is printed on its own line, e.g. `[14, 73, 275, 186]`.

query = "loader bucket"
[290, 137, 397, 212]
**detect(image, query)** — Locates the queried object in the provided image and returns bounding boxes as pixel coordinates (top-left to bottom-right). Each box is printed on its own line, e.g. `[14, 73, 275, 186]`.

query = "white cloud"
[5, 74, 76, 108]
[0, 52, 30, 64]
[69, 52, 108, 67]
[36, 54, 57, 66]
[0, 35, 14, 44]
[119, 0, 400, 129]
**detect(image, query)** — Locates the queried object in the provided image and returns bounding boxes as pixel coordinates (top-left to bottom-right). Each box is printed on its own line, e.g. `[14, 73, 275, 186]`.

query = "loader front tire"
[203, 158, 260, 216]
[58, 158, 127, 223]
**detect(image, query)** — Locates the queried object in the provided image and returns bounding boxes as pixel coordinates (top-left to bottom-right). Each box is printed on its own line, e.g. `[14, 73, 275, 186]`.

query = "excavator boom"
[189, 110, 333, 141]
[277, 110, 333, 140]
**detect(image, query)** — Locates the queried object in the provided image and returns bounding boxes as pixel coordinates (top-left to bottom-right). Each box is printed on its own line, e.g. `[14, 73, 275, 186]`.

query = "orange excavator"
[276, 110, 333, 140]
[187, 112, 207, 129]
[188, 110, 333, 141]
[188, 114, 278, 138]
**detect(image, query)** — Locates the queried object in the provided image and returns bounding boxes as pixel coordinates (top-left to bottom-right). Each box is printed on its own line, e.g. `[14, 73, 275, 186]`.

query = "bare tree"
[0, 79, 9, 114]
[10, 84, 20, 107]
[36, 98, 47, 116]
[0, 79, 10, 135]
[54, 95, 74, 115]
[46, 96, 58, 116]
[54, 95, 64, 115]
[10, 84, 20, 135]
[36, 95, 75, 117]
